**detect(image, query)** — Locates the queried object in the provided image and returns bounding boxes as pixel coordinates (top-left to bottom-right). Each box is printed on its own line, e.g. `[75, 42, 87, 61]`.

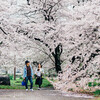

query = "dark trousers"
[35, 77, 42, 88]
[25, 76, 33, 89]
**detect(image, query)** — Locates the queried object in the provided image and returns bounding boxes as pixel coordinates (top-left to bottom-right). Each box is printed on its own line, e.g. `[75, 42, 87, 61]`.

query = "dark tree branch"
[34, 38, 55, 63]
[0, 27, 8, 35]
[34, 38, 52, 51]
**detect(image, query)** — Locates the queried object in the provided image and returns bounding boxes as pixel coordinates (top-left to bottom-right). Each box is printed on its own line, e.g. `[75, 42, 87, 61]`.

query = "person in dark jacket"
[23, 60, 34, 91]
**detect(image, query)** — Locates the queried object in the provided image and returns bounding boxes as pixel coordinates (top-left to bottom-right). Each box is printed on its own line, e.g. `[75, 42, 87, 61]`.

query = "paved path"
[0, 89, 93, 100]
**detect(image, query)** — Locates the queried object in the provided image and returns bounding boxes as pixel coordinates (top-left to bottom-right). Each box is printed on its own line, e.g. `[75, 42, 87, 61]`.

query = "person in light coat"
[35, 64, 44, 90]
[23, 60, 34, 91]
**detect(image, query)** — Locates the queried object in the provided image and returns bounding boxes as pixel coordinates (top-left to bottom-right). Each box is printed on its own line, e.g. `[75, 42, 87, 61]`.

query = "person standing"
[35, 64, 44, 90]
[23, 60, 34, 91]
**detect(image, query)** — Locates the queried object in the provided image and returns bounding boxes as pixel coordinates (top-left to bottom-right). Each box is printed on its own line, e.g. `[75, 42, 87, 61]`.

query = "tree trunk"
[14, 67, 16, 80]
[27, 0, 30, 5]
[52, 43, 63, 73]
[34, 38, 63, 73]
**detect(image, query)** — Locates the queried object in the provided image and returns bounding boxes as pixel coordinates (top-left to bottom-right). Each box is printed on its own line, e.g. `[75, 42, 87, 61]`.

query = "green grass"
[0, 77, 53, 89]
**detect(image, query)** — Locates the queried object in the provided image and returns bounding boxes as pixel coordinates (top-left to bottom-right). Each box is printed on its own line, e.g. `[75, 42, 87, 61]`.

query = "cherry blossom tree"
[0, 0, 100, 91]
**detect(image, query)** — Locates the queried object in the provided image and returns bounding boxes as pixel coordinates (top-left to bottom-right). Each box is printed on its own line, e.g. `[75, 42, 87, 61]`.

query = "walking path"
[0, 89, 94, 100]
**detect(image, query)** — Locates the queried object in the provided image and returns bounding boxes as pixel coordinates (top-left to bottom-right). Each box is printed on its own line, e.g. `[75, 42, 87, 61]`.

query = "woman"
[35, 64, 44, 90]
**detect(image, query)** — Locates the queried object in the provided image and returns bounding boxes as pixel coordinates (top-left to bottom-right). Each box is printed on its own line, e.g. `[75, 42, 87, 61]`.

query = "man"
[23, 60, 34, 91]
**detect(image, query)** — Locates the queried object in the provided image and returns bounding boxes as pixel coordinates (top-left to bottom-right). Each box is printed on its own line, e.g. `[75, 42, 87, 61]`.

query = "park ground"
[0, 89, 95, 100]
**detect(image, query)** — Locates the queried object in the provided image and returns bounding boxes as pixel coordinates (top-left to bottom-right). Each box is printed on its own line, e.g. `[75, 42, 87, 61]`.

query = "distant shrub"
[94, 90, 100, 96]
[94, 79, 99, 81]
[97, 83, 100, 86]
[68, 88, 73, 92]
[88, 81, 100, 87]
[79, 63, 82, 67]
[93, 82, 97, 87]
[44, 73, 48, 77]
[88, 82, 92, 87]
[20, 76, 23, 79]
[8, 74, 13, 80]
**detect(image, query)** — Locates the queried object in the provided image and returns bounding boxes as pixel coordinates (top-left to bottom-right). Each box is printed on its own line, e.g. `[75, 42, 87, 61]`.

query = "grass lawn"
[0, 78, 53, 90]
